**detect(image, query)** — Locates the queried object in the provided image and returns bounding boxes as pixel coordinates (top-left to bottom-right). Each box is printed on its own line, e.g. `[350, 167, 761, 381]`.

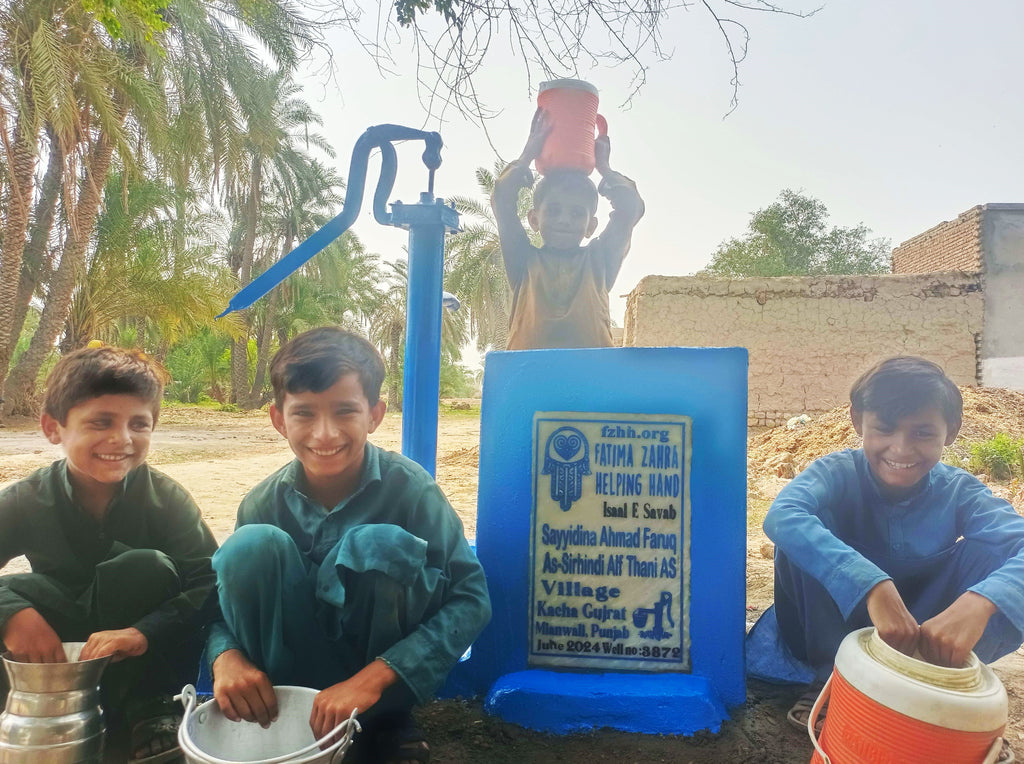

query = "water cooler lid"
[834, 627, 1008, 732]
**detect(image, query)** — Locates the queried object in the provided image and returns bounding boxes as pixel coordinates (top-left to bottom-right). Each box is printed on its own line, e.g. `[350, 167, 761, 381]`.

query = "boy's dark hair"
[849, 356, 963, 428]
[270, 327, 385, 408]
[533, 169, 599, 214]
[43, 346, 167, 424]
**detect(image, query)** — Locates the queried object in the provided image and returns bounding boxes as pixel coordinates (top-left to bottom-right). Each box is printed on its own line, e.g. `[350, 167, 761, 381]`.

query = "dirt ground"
[2, 396, 1024, 763]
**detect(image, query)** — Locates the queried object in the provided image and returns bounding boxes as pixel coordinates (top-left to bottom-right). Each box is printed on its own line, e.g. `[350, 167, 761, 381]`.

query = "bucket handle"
[807, 674, 832, 764]
[982, 737, 1004, 764]
[176, 684, 361, 764]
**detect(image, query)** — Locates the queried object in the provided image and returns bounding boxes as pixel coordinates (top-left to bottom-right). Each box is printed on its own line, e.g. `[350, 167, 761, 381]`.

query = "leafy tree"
[63, 173, 238, 352]
[368, 259, 468, 411]
[0, 0, 308, 415]
[700, 189, 891, 277]
[165, 328, 232, 402]
[223, 70, 332, 407]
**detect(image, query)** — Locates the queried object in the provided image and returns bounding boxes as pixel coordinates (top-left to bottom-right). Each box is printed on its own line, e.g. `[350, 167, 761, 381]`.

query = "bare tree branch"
[301, 0, 817, 127]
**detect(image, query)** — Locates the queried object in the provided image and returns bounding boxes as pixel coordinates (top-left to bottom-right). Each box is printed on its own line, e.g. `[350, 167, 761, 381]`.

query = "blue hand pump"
[217, 125, 460, 476]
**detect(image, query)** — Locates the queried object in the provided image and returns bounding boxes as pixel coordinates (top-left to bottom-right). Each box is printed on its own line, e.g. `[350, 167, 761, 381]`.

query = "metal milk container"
[0, 642, 111, 763]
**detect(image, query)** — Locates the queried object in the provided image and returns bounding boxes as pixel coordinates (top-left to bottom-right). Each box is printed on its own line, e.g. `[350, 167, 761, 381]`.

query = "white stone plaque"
[529, 412, 691, 671]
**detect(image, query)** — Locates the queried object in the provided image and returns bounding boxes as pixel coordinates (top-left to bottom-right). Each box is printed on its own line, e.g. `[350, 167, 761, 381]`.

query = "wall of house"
[892, 206, 984, 274]
[623, 272, 984, 427]
[979, 205, 1024, 390]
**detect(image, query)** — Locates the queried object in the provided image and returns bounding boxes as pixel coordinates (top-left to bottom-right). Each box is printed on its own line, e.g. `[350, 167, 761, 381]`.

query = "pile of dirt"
[749, 386, 1024, 481]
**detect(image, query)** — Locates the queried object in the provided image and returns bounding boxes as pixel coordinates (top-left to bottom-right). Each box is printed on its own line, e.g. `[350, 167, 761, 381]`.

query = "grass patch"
[967, 433, 1024, 481]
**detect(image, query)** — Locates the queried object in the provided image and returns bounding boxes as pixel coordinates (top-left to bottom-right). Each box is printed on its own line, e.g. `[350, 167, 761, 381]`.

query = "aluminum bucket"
[177, 685, 359, 764]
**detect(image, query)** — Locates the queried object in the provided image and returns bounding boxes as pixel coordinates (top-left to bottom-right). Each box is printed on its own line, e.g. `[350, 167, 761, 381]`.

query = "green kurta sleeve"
[0, 481, 34, 629]
[376, 482, 491, 702]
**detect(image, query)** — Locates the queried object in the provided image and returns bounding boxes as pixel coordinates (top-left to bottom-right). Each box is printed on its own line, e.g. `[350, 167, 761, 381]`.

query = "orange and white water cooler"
[808, 628, 1008, 764]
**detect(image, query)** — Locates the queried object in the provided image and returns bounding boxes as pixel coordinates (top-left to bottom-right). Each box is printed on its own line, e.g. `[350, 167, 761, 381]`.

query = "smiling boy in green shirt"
[208, 327, 490, 764]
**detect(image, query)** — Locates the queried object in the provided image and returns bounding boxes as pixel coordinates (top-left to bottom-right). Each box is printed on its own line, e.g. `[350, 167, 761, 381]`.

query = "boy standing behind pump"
[492, 109, 645, 350]
[208, 327, 490, 764]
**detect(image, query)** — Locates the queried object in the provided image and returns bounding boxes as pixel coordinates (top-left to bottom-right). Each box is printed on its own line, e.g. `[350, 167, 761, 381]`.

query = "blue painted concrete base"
[484, 670, 728, 735]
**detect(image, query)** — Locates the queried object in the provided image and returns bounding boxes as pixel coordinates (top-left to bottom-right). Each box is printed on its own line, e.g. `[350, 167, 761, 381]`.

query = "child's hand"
[866, 579, 920, 656]
[595, 134, 611, 175]
[80, 627, 148, 662]
[310, 659, 398, 740]
[518, 108, 553, 165]
[1, 607, 66, 663]
[918, 591, 996, 667]
[212, 648, 278, 728]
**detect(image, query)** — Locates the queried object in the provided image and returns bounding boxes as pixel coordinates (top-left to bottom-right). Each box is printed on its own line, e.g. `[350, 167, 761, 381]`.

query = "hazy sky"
[294, 0, 1024, 357]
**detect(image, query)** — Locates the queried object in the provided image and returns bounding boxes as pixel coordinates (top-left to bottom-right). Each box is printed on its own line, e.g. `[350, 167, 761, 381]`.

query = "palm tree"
[0, 0, 310, 415]
[223, 69, 333, 407]
[1, 6, 167, 414]
[444, 162, 538, 352]
[62, 172, 240, 352]
[368, 258, 468, 411]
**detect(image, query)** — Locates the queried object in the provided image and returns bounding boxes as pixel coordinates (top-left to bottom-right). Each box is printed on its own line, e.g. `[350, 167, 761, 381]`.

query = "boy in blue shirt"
[207, 327, 491, 764]
[763, 356, 1024, 732]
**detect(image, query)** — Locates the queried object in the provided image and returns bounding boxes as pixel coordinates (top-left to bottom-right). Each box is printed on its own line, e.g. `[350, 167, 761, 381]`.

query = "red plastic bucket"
[807, 629, 1007, 764]
[535, 79, 606, 176]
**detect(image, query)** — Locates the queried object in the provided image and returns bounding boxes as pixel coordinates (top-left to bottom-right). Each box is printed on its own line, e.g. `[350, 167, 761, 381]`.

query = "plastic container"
[177, 684, 359, 764]
[808, 628, 1008, 764]
[535, 79, 607, 176]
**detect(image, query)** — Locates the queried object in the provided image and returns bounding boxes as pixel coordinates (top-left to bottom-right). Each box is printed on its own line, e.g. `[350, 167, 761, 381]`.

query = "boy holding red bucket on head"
[491, 79, 645, 350]
[757, 356, 1024, 750]
[206, 327, 491, 764]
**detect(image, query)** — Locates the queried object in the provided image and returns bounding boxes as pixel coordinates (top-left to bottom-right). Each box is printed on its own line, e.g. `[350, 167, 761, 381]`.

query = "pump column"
[389, 193, 460, 476]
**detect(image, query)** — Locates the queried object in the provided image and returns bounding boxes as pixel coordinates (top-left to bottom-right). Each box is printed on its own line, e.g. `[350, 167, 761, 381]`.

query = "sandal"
[128, 695, 183, 763]
[999, 737, 1016, 764]
[786, 680, 827, 735]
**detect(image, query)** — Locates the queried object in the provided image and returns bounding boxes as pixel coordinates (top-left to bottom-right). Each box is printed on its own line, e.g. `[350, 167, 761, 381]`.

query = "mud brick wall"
[623, 273, 983, 427]
[892, 206, 984, 274]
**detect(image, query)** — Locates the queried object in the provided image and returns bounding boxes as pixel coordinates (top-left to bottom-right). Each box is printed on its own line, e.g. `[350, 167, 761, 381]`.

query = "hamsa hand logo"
[542, 426, 590, 511]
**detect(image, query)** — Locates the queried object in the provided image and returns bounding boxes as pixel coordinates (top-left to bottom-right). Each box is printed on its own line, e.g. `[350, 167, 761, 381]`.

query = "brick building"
[893, 204, 1024, 391]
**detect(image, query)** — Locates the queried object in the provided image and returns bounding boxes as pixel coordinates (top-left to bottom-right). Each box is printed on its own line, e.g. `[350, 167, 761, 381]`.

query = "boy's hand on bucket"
[212, 649, 278, 728]
[919, 591, 997, 668]
[80, 627, 147, 662]
[310, 659, 398, 740]
[1, 607, 66, 663]
[867, 580, 920, 656]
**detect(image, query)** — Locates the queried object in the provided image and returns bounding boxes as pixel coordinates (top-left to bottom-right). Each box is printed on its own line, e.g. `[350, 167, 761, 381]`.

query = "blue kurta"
[207, 443, 491, 704]
[762, 449, 1024, 673]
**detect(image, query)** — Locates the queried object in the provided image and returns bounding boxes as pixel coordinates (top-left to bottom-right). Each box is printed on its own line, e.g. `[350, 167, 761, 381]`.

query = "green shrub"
[967, 433, 1024, 481]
